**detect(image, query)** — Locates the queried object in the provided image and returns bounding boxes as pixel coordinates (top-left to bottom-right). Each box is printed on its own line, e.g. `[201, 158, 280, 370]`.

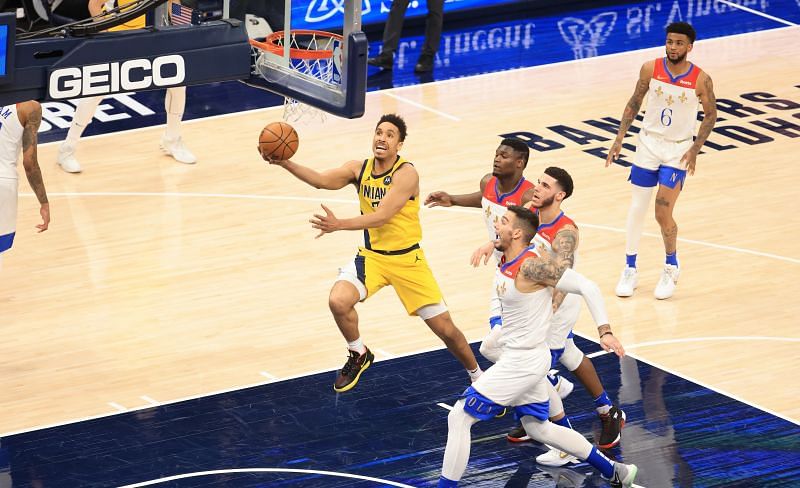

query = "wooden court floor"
[3, 26, 799, 435]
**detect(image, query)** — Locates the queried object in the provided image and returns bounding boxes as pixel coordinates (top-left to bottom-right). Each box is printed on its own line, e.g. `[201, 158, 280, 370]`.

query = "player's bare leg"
[329, 281, 374, 392]
[654, 182, 682, 299]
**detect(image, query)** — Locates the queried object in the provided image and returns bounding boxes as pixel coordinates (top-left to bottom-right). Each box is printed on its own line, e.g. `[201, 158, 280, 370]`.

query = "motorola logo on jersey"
[48, 55, 186, 100]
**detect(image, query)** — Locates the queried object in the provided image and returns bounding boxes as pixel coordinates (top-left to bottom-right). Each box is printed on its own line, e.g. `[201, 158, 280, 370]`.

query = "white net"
[251, 31, 343, 123]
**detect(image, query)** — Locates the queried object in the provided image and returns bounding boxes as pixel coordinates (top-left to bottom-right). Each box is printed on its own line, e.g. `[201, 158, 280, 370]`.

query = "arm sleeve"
[554, 268, 609, 327]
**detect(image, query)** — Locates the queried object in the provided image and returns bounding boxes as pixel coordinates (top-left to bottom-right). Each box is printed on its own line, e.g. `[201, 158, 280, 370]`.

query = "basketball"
[259, 121, 299, 160]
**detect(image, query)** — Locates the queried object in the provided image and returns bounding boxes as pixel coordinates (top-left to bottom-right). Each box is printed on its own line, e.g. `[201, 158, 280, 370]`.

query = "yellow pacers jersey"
[107, 0, 146, 31]
[358, 156, 422, 252]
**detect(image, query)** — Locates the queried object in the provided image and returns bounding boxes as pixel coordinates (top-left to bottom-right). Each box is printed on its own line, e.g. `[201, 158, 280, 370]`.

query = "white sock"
[347, 337, 366, 355]
[64, 96, 103, 148]
[441, 399, 479, 481]
[468, 365, 483, 382]
[164, 86, 186, 140]
[596, 405, 612, 415]
[625, 184, 655, 257]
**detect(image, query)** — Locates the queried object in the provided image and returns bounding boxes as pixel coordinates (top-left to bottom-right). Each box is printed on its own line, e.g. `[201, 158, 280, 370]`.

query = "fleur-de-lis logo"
[679, 92, 687, 103]
[306, 0, 371, 23]
[496, 281, 507, 296]
[666, 95, 674, 106]
[485, 206, 492, 218]
[557, 12, 617, 59]
[655, 86, 664, 98]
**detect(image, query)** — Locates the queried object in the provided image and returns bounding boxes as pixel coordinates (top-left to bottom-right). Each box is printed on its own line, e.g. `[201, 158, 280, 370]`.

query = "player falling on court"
[0, 101, 50, 271]
[438, 206, 637, 487]
[262, 114, 483, 392]
[427, 148, 626, 455]
[606, 21, 717, 299]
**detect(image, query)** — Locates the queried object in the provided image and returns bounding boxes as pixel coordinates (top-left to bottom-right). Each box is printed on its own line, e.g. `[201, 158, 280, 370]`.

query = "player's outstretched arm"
[311, 163, 419, 237]
[425, 173, 490, 208]
[682, 72, 718, 175]
[606, 60, 653, 167]
[271, 159, 362, 191]
[20, 101, 49, 233]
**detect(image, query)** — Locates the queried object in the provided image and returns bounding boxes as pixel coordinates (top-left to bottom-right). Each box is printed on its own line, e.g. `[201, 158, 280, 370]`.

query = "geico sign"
[48, 55, 186, 99]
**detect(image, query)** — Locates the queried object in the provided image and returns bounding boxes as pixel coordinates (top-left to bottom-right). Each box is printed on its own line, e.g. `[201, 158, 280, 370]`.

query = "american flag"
[170, 2, 196, 25]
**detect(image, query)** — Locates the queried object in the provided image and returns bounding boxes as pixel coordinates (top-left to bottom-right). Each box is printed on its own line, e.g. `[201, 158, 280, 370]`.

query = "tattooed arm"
[682, 72, 718, 175]
[20, 101, 49, 233]
[605, 60, 654, 167]
[550, 225, 579, 311]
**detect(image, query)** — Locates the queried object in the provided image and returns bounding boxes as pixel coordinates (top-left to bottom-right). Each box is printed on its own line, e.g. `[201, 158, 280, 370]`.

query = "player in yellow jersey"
[263, 114, 483, 392]
[56, 0, 196, 173]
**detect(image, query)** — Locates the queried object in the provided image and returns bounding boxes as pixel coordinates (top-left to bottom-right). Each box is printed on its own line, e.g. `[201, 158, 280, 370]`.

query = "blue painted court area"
[35, 0, 800, 144]
[1, 336, 798, 487]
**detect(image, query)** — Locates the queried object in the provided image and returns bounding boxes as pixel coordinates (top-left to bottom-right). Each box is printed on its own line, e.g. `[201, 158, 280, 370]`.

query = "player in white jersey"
[606, 22, 717, 299]
[0, 101, 50, 270]
[474, 167, 627, 460]
[438, 206, 637, 488]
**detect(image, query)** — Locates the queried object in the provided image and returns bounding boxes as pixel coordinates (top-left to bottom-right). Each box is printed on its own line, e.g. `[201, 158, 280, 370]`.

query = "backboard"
[0, 0, 366, 119]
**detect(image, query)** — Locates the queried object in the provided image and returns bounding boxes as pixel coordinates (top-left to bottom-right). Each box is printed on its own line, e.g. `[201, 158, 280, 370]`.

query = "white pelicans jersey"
[641, 57, 703, 142]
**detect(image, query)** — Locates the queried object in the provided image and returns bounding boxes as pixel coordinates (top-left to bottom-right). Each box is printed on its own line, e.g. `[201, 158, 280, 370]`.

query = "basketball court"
[1, 0, 799, 486]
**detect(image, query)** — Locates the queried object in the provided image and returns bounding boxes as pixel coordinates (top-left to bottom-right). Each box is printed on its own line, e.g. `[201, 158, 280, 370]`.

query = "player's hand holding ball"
[258, 121, 299, 165]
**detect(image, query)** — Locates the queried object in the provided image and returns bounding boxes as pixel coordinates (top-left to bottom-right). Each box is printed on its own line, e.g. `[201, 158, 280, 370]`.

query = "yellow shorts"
[338, 246, 444, 316]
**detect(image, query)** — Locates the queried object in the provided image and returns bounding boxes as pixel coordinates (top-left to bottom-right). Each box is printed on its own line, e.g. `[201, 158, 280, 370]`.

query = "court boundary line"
[19, 191, 800, 264]
[577, 332, 800, 427]
[7, 191, 797, 434]
[3, 329, 798, 437]
[717, 0, 797, 26]
[8, 19, 798, 441]
[118, 468, 416, 488]
[32, 24, 799, 147]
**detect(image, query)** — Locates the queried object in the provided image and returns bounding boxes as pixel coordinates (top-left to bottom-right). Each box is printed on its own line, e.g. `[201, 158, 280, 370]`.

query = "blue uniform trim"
[662, 57, 695, 84]
[566, 330, 574, 339]
[499, 244, 537, 273]
[536, 211, 564, 231]
[658, 166, 687, 189]
[488, 315, 502, 329]
[0, 231, 14, 252]
[460, 386, 507, 420]
[494, 177, 526, 204]
[629, 164, 659, 187]
[514, 401, 550, 421]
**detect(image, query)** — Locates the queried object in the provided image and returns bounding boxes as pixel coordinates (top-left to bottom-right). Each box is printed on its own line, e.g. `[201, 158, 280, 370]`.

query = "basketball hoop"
[249, 30, 343, 123]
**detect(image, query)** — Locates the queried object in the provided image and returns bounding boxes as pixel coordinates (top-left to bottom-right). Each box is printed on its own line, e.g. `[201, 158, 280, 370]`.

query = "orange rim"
[249, 30, 342, 60]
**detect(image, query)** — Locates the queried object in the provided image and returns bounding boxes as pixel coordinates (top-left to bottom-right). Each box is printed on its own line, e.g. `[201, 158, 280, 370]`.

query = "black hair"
[666, 22, 696, 43]
[507, 205, 539, 242]
[500, 138, 530, 167]
[377, 114, 408, 141]
[544, 166, 574, 199]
